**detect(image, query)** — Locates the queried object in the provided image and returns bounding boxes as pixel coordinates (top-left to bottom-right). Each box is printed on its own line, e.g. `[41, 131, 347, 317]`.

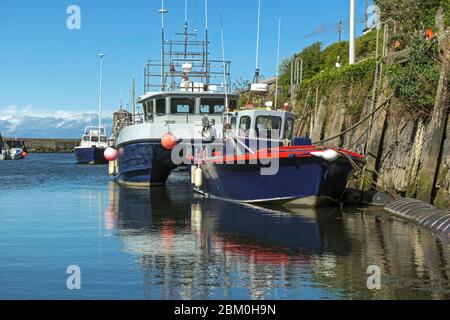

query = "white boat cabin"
[115, 92, 239, 145]
[79, 126, 108, 149]
[222, 109, 296, 141]
[136, 92, 239, 125]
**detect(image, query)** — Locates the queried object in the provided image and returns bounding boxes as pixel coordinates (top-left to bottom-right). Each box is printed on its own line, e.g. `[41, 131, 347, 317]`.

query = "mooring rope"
[312, 93, 394, 145]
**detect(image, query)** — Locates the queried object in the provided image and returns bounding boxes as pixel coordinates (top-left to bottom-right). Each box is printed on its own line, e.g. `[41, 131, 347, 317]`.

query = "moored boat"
[190, 109, 365, 207]
[110, 1, 239, 187]
[74, 126, 108, 164]
[75, 53, 108, 165]
[0, 135, 27, 161]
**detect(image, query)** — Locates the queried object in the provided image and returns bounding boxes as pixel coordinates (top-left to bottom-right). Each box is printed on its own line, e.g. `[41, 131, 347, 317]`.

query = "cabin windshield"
[200, 98, 225, 114]
[156, 98, 166, 114]
[255, 116, 282, 139]
[171, 98, 195, 114]
[230, 116, 237, 131]
[285, 118, 294, 140]
[239, 116, 252, 137]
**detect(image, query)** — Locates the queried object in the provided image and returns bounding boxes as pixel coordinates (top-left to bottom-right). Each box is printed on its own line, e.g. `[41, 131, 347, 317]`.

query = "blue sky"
[0, 0, 370, 138]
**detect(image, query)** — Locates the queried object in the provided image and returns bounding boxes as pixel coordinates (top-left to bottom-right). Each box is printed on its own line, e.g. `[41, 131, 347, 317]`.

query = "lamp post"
[98, 53, 105, 129]
[349, 0, 356, 65]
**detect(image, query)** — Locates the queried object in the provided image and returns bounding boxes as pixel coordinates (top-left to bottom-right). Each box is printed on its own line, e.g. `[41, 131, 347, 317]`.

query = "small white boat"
[74, 126, 108, 164]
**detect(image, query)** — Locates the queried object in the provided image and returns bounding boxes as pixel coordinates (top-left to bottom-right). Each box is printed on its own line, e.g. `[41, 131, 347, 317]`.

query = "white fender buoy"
[194, 167, 203, 188]
[191, 165, 197, 185]
[311, 149, 339, 162]
[104, 147, 119, 161]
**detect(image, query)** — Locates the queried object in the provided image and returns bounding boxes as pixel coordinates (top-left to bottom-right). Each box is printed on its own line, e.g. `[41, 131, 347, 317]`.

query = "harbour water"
[0, 154, 449, 300]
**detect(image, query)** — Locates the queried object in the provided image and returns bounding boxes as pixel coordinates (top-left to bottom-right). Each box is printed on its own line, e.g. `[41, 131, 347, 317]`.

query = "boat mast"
[275, 18, 281, 109]
[205, 0, 209, 85]
[132, 75, 135, 117]
[159, 0, 168, 91]
[184, 0, 188, 59]
[98, 53, 105, 129]
[220, 14, 228, 107]
[253, 0, 261, 83]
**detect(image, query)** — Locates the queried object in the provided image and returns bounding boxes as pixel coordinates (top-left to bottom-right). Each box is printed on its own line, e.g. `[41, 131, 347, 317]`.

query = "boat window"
[144, 100, 154, 114]
[200, 98, 225, 114]
[255, 116, 282, 139]
[239, 116, 251, 137]
[171, 98, 195, 114]
[156, 98, 166, 114]
[230, 116, 237, 131]
[284, 118, 294, 140]
[100, 137, 107, 143]
[91, 136, 99, 142]
[83, 136, 89, 142]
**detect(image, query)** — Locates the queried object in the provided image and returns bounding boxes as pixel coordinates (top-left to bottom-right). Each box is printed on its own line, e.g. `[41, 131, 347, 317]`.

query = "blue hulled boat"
[74, 126, 108, 164]
[75, 53, 108, 165]
[110, 2, 239, 187]
[191, 109, 365, 207]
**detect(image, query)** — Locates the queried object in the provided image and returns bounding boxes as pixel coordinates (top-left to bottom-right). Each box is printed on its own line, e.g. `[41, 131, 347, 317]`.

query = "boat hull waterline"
[115, 141, 177, 187]
[75, 147, 107, 164]
[192, 147, 365, 207]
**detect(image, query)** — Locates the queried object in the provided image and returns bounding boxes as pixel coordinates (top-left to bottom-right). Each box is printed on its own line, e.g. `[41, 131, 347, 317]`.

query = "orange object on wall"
[425, 29, 435, 40]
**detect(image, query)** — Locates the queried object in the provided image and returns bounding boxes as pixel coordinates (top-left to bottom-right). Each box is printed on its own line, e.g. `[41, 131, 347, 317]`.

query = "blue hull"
[196, 157, 359, 206]
[116, 141, 177, 187]
[75, 147, 106, 164]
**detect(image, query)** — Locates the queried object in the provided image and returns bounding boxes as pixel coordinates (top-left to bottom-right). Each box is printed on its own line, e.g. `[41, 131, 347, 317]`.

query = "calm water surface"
[0, 153, 449, 300]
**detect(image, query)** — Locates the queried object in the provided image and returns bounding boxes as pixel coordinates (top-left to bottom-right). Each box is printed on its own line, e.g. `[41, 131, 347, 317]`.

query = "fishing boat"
[74, 126, 108, 164]
[189, 2, 364, 207]
[190, 108, 366, 207]
[74, 53, 108, 165]
[0, 135, 27, 161]
[109, 1, 239, 187]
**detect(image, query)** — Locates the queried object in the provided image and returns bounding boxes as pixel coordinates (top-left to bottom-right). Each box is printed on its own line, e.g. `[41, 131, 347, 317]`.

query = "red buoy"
[21, 152, 28, 158]
[104, 147, 119, 161]
[161, 132, 177, 150]
[283, 103, 293, 112]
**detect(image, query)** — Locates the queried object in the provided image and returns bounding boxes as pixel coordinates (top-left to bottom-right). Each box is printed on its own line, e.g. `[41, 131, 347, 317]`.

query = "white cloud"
[0, 105, 112, 138]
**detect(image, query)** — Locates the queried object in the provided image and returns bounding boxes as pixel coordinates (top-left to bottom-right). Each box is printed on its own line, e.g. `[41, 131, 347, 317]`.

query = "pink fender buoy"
[161, 133, 177, 150]
[21, 152, 28, 158]
[104, 147, 119, 161]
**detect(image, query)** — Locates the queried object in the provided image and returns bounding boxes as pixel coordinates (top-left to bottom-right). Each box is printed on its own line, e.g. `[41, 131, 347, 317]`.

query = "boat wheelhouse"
[112, 2, 239, 187]
[74, 126, 108, 164]
[223, 108, 296, 143]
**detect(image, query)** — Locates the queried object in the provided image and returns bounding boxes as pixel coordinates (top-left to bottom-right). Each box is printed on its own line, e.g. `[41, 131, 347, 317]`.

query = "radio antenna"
[158, 0, 168, 91]
[184, 0, 189, 58]
[275, 18, 281, 110]
[205, 0, 209, 84]
[254, 0, 261, 83]
[220, 14, 228, 109]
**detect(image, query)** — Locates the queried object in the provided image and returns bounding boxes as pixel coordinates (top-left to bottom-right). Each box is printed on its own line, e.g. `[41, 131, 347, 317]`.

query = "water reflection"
[105, 180, 450, 300]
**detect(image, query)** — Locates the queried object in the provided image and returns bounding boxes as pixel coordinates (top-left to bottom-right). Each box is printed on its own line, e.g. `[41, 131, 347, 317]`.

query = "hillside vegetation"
[272, 0, 448, 118]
